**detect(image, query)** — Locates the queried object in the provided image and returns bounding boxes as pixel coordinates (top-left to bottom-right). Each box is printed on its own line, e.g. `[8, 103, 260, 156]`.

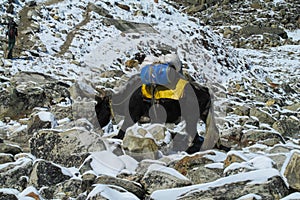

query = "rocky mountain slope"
[0, 0, 299, 199]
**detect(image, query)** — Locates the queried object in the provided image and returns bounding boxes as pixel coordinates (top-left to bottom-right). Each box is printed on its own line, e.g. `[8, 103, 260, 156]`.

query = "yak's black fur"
[95, 72, 224, 154]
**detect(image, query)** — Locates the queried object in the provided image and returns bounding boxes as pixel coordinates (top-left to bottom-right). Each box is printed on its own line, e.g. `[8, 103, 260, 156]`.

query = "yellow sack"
[141, 79, 188, 100]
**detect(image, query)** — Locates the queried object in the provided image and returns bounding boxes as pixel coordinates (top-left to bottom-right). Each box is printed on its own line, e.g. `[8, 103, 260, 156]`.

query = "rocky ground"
[0, 0, 299, 199]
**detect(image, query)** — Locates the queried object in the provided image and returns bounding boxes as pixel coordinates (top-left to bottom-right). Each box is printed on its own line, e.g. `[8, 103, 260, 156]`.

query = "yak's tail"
[200, 91, 220, 151]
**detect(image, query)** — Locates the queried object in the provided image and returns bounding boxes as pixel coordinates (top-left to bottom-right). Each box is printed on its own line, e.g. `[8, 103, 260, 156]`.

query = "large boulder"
[122, 124, 166, 161]
[30, 127, 106, 167]
[170, 151, 224, 184]
[177, 175, 288, 199]
[79, 151, 137, 177]
[151, 169, 289, 199]
[272, 116, 300, 139]
[27, 111, 57, 135]
[283, 150, 300, 191]
[240, 129, 285, 147]
[240, 26, 288, 39]
[0, 72, 70, 120]
[0, 153, 14, 164]
[0, 156, 33, 191]
[0, 191, 18, 200]
[249, 107, 276, 125]
[86, 184, 140, 200]
[40, 178, 83, 199]
[29, 160, 72, 189]
[0, 142, 22, 155]
[141, 163, 192, 194]
[95, 175, 145, 199]
[102, 18, 158, 34]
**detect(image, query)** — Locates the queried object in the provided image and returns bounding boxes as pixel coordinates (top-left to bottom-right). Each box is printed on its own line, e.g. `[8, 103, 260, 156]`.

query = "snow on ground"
[1, 0, 247, 85]
[87, 184, 140, 200]
[280, 192, 300, 200]
[0, 0, 300, 199]
[83, 151, 138, 177]
[146, 163, 190, 180]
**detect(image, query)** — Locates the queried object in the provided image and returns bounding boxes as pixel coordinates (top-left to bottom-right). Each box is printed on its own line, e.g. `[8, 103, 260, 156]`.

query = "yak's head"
[94, 88, 114, 129]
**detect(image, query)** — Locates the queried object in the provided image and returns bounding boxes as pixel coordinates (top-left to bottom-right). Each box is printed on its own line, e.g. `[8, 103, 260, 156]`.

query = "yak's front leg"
[200, 104, 220, 151]
[185, 118, 204, 154]
[112, 116, 135, 140]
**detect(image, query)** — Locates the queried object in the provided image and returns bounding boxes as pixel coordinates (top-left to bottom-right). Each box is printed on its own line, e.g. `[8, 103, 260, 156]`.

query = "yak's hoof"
[186, 136, 204, 154]
[112, 130, 125, 140]
[215, 143, 231, 152]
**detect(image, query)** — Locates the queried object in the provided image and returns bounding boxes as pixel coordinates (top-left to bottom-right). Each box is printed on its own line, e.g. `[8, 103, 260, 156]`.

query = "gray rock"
[0, 157, 33, 191]
[240, 26, 288, 39]
[283, 102, 300, 112]
[170, 152, 222, 184]
[0, 153, 14, 164]
[268, 145, 294, 154]
[233, 105, 250, 116]
[180, 175, 288, 199]
[122, 125, 166, 161]
[272, 116, 300, 138]
[95, 175, 145, 199]
[249, 107, 276, 125]
[29, 159, 71, 189]
[4, 122, 30, 152]
[30, 128, 106, 167]
[283, 151, 300, 191]
[71, 100, 99, 128]
[40, 178, 83, 199]
[0, 143, 22, 155]
[102, 18, 158, 34]
[240, 130, 285, 147]
[0, 193, 18, 200]
[86, 184, 139, 200]
[0, 72, 70, 120]
[50, 103, 73, 120]
[136, 159, 167, 176]
[141, 163, 192, 194]
[27, 111, 56, 135]
[268, 153, 287, 170]
[151, 169, 289, 200]
[88, 2, 112, 18]
[81, 172, 97, 194]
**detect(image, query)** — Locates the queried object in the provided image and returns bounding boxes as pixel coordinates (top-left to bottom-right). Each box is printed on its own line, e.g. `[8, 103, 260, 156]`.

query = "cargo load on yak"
[140, 53, 182, 86]
[139, 53, 188, 100]
[140, 63, 176, 86]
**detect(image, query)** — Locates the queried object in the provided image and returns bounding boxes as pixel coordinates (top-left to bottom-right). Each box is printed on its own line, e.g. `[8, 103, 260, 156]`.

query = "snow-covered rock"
[0, 0, 299, 199]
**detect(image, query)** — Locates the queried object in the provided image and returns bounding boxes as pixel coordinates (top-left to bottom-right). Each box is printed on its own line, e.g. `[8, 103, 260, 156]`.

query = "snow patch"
[87, 184, 139, 200]
[146, 163, 189, 181]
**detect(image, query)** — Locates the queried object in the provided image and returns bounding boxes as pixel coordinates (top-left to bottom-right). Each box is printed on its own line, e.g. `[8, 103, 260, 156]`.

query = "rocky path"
[17, 0, 92, 58]
[16, 6, 35, 57]
[56, 6, 91, 56]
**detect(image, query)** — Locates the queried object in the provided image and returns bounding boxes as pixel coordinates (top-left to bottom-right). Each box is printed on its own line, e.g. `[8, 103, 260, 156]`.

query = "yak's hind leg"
[200, 101, 220, 151]
[179, 84, 204, 154]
